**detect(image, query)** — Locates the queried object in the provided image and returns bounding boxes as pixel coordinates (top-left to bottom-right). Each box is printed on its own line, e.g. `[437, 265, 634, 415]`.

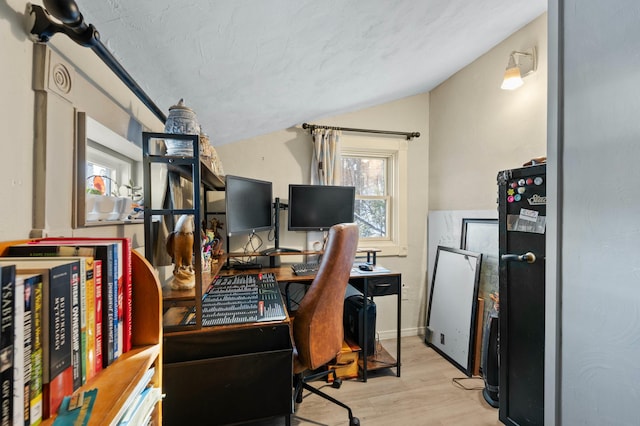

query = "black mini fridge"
[497, 164, 546, 426]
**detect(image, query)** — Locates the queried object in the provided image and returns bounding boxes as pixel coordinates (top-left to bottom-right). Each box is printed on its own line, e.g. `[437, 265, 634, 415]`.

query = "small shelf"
[167, 160, 224, 191]
[358, 342, 398, 373]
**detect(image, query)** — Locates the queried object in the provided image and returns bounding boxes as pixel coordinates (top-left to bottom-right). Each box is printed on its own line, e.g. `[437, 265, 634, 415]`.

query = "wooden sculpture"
[166, 214, 196, 290]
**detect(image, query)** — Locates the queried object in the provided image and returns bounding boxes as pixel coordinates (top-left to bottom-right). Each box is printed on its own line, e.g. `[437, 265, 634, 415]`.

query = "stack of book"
[0, 237, 135, 422]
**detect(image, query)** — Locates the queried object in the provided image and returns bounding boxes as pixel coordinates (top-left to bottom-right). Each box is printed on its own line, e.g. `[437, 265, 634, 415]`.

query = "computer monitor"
[288, 184, 355, 231]
[225, 175, 273, 236]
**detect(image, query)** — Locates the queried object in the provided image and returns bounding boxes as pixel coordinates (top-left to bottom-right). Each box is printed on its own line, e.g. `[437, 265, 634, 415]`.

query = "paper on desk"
[351, 263, 391, 274]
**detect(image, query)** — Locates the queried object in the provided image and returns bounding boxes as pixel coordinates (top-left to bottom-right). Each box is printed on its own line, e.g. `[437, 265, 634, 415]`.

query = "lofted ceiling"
[77, 0, 546, 146]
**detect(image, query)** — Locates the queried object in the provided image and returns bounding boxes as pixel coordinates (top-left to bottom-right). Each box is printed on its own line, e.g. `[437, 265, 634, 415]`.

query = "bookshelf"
[0, 240, 163, 426]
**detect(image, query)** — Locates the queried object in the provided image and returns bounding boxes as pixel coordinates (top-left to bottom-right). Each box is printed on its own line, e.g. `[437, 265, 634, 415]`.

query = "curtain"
[310, 128, 341, 185]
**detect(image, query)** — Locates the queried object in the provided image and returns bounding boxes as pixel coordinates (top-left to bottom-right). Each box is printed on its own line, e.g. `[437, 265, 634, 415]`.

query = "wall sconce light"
[500, 47, 537, 90]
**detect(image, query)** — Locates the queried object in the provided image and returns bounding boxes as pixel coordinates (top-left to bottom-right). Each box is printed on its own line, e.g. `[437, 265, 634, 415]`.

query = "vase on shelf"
[164, 98, 200, 156]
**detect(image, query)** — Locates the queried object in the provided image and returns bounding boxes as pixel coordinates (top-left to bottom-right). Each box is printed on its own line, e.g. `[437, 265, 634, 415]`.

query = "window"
[75, 113, 143, 227]
[86, 143, 133, 196]
[340, 137, 408, 256]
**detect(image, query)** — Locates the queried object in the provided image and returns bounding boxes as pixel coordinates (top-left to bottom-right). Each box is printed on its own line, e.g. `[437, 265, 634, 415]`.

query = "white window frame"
[85, 116, 141, 196]
[341, 137, 408, 257]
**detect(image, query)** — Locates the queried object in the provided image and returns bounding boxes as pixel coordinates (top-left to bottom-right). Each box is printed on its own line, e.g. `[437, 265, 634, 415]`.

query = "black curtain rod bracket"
[302, 123, 420, 140]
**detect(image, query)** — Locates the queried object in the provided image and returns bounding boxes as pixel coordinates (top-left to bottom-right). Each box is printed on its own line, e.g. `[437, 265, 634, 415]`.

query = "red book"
[94, 260, 103, 375]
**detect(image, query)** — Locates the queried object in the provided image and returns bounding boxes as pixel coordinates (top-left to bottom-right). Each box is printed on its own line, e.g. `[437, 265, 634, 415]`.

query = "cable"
[451, 377, 485, 390]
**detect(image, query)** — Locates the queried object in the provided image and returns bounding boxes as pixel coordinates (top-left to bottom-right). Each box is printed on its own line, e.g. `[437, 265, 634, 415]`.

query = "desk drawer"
[365, 275, 400, 296]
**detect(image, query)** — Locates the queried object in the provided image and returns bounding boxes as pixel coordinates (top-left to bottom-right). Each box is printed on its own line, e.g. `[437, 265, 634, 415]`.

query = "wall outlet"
[401, 283, 409, 300]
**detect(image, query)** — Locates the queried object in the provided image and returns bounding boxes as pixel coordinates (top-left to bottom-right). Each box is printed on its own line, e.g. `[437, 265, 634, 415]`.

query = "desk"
[161, 264, 401, 424]
[266, 264, 402, 382]
[162, 271, 293, 425]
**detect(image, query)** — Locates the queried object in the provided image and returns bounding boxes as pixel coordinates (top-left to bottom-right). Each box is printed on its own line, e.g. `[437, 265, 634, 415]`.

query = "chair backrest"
[293, 223, 359, 372]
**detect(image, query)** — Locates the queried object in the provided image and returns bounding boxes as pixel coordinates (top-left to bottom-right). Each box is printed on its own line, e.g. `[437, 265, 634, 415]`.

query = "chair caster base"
[350, 417, 360, 425]
[332, 377, 342, 388]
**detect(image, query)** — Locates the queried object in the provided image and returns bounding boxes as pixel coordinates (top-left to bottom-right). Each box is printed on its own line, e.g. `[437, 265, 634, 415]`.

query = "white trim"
[86, 116, 142, 161]
[341, 137, 408, 257]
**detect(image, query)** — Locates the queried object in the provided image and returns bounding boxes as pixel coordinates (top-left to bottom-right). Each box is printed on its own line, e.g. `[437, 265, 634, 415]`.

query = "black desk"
[162, 276, 293, 425]
[272, 265, 402, 382]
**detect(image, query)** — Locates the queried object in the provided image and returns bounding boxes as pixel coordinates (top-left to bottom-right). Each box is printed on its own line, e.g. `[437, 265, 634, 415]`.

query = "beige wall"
[217, 94, 431, 337]
[1, 0, 162, 244]
[429, 13, 547, 211]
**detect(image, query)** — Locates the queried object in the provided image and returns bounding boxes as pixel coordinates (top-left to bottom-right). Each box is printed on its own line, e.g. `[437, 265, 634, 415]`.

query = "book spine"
[69, 263, 81, 391]
[113, 244, 120, 360]
[93, 260, 103, 376]
[43, 264, 73, 418]
[13, 277, 25, 426]
[78, 260, 87, 386]
[102, 248, 114, 368]
[22, 277, 34, 426]
[84, 261, 95, 382]
[0, 265, 16, 426]
[121, 239, 132, 353]
[29, 277, 43, 426]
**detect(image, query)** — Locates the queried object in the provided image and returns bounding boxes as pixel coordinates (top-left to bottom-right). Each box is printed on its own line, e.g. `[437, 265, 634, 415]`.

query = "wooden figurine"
[166, 214, 196, 290]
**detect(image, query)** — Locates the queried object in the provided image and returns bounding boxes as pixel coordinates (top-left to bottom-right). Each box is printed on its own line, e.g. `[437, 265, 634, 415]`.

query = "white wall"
[0, 0, 37, 240]
[430, 14, 548, 211]
[551, 1, 640, 424]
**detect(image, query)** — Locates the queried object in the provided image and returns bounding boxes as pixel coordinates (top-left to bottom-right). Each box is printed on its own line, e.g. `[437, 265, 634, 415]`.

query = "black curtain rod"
[26, 1, 167, 123]
[302, 123, 420, 140]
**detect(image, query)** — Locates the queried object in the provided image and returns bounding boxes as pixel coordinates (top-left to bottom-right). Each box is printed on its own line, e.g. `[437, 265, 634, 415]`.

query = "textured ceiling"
[78, 0, 546, 145]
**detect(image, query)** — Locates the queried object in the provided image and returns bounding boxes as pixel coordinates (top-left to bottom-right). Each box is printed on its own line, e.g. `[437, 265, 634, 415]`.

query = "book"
[118, 387, 161, 426]
[113, 367, 154, 425]
[0, 264, 16, 426]
[14, 274, 36, 426]
[29, 274, 44, 426]
[40, 238, 132, 354]
[0, 258, 77, 419]
[68, 261, 81, 392]
[6, 248, 87, 391]
[53, 388, 97, 426]
[93, 260, 102, 376]
[9, 243, 117, 369]
[82, 259, 95, 383]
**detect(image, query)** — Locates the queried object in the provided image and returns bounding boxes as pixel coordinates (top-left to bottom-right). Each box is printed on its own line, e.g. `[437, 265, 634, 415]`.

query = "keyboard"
[291, 262, 320, 275]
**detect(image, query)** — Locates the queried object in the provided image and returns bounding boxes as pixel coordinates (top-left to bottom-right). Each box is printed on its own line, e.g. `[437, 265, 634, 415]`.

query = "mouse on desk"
[359, 263, 374, 271]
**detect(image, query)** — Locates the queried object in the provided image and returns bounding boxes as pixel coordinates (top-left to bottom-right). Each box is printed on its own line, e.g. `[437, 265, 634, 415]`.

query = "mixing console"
[187, 272, 287, 326]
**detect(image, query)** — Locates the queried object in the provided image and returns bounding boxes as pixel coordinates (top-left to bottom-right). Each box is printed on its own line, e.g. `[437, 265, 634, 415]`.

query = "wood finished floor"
[246, 335, 501, 426]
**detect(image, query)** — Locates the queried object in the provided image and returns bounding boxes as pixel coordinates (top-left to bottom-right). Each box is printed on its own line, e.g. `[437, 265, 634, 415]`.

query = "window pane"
[355, 199, 387, 237]
[342, 155, 390, 239]
[342, 157, 386, 196]
[86, 162, 116, 195]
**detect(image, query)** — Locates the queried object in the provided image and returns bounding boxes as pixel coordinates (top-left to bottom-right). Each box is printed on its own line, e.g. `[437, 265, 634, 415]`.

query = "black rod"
[302, 122, 420, 140]
[27, 2, 167, 123]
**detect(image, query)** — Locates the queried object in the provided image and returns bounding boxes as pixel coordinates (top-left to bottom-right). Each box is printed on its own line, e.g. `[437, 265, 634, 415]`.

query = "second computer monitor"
[288, 184, 355, 232]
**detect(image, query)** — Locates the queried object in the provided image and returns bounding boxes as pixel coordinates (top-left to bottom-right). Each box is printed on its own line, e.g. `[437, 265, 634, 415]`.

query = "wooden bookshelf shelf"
[0, 241, 163, 425]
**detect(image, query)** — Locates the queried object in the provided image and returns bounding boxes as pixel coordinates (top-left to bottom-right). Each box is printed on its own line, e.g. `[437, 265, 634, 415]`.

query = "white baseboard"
[377, 326, 426, 341]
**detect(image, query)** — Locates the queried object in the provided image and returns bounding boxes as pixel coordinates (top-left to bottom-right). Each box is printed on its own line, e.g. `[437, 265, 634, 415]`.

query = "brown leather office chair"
[291, 222, 360, 426]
